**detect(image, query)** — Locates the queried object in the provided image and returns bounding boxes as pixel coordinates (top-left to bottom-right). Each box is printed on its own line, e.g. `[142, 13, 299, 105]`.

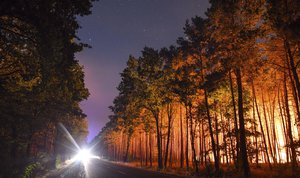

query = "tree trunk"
[140, 131, 143, 167]
[252, 97, 259, 167]
[269, 93, 279, 164]
[285, 46, 300, 138]
[228, 111, 236, 165]
[285, 40, 300, 111]
[252, 81, 272, 169]
[204, 89, 219, 173]
[153, 110, 163, 170]
[235, 68, 250, 177]
[188, 104, 199, 174]
[214, 111, 220, 164]
[278, 88, 290, 163]
[262, 94, 275, 163]
[221, 111, 228, 165]
[124, 129, 133, 162]
[283, 73, 298, 171]
[202, 116, 207, 166]
[150, 133, 153, 167]
[180, 105, 184, 168]
[199, 118, 204, 165]
[169, 130, 174, 168]
[145, 132, 148, 166]
[229, 71, 239, 168]
[185, 105, 189, 170]
[164, 103, 173, 168]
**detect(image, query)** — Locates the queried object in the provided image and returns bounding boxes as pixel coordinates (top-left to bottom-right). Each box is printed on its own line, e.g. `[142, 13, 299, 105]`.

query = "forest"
[95, 1, 300, 177]
[0, 0, 94, 177]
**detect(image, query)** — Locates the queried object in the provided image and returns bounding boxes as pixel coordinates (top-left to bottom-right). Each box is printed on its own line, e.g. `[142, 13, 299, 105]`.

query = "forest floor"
[106, 160, 299, 178]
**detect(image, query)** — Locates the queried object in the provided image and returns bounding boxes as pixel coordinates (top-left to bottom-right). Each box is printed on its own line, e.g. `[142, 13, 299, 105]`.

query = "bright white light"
[48, 124, 101, 178]
[74, 149, 92, 165]
[71, 148, 100, 167]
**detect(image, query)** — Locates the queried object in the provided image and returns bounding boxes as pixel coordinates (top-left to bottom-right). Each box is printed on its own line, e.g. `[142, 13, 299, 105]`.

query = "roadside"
[102, 160, 298, 178]
[103, 159, 199, 178]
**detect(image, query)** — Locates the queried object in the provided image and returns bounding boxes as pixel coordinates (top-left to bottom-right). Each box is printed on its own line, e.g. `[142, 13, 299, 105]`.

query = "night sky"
[76, 0, 211, 142]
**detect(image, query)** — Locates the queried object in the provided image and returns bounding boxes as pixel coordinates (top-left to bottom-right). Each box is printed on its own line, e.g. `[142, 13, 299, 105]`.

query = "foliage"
[22, 162, 40, 178]
[0, 0, 94, 177]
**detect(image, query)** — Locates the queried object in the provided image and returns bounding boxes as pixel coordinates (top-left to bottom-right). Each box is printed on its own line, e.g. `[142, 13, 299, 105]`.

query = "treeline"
[96, 1, 300, 177]
[0, 0, 94, 177]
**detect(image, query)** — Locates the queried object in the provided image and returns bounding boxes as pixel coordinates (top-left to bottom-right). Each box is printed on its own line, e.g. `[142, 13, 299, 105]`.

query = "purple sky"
[75, 0, 210, 142]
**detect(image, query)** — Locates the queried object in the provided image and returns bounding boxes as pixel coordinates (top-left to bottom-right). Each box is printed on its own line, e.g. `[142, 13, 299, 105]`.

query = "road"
[83, 159, 184, 178]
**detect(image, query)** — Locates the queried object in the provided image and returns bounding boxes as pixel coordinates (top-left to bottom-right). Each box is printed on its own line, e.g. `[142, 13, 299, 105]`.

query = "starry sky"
[76, 0, 210, 142]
